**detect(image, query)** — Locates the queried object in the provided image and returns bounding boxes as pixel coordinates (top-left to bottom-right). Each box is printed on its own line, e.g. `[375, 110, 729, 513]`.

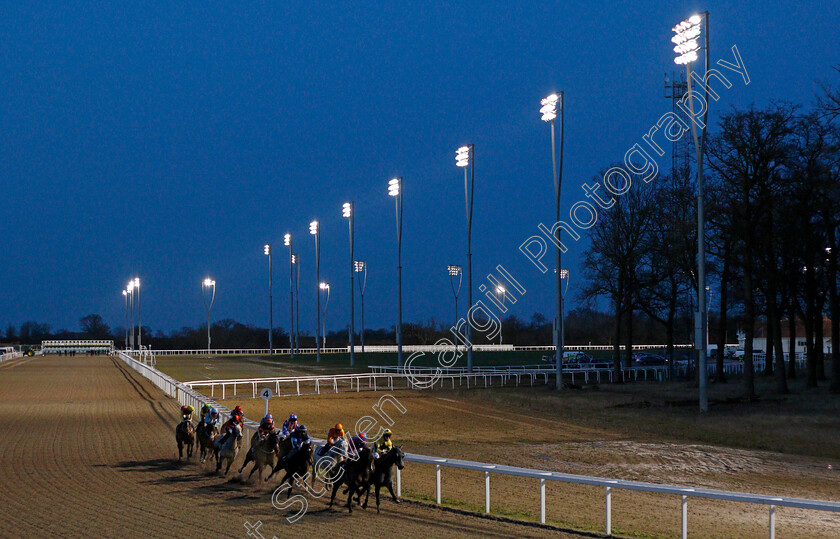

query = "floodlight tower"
[202, 278, 216, 356]
[495, 286, 506, 345]
[343, 202, 356, 366]
[540, 92, 565, 390]
[448, 265, 463, 354]
[672, 11, 711, 412]
[264, 244, 273, 356]
[310, 220, 321, 362]
[455, 145, 475, 371]
[122, 289, 129, 349]
[134, 278, 141, 349]
[127, 280, 135, 350]
[319, 282, 330, 348]
[355, 260, 367, 353]
[387, 178, 403, 366]
[284, 233, 294, 358]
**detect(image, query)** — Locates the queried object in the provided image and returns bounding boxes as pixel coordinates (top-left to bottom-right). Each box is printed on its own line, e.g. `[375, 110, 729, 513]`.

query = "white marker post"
[259, 387, 273, 417]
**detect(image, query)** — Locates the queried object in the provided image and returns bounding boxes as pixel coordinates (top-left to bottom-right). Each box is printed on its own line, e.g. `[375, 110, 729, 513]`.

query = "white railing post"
[606, 486, 612, 535]
[769, 505, 775, 539]
[484, 471, 490, 513]
[436, 465, 441, 504]
[540, 478, 546, 524]
[681, 495, 688, 539]
[396, 466, 401, 497]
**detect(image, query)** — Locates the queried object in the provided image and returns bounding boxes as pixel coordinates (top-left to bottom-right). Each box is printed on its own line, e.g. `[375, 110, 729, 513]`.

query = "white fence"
[369, 364, 670, 384]
[401, 453, 840, 538]
[114, 351, 840, 538]
[0, 351, 23, 363]
[128, 343, 703, 356]
[182, 369, 552, 400]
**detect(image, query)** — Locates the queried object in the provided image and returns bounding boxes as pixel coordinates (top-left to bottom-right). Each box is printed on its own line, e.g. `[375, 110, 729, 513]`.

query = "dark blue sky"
[2, 1, 837, 335]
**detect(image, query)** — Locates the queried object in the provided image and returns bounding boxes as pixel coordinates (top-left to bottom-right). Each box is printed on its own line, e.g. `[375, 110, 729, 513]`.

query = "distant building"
[750, 318, 832, 355]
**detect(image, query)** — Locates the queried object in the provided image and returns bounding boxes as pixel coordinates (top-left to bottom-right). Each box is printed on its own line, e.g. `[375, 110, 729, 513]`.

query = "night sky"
[2, 1, 837, 336]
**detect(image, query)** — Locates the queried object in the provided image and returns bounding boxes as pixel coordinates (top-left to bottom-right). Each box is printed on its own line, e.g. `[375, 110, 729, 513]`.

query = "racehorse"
[329, 447, 374, 513]
[265, 441, 313, 498]
[242, 431, 281, 484]
[312, 436, 350, 487]
[363, 446, 405, 512]
[175, 419, 195, 461]
[196, 422, 219, 464]
[215, 423, 242, 475]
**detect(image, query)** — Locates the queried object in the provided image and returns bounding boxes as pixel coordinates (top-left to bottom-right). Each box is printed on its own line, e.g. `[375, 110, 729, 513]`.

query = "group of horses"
[174, 417, 405, 513]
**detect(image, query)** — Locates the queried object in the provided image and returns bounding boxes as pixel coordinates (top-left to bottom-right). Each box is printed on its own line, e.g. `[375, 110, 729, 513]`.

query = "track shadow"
[111, 458, 184, 472]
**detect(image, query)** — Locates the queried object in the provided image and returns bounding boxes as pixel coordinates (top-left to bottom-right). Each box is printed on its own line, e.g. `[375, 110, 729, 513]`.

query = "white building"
[750, 319, 832, 356]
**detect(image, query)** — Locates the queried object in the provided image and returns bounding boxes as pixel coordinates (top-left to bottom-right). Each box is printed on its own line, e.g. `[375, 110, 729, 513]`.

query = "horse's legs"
[374, 484, 382, 512]
[386, 481, 400, 503]
[188, 442, 193, 459]
[362, 483, 372, 510]
[177, 440, 183, 461]
[328, 479, 341, 508]
[224, 456, 234, 475]
[238, 449, 254, 474]
[345, 484, 355, 513]
[266, 459, 282, 481]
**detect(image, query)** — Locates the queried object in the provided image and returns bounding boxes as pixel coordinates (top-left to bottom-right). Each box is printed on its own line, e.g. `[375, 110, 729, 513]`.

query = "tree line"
[581, 67, 840, 395]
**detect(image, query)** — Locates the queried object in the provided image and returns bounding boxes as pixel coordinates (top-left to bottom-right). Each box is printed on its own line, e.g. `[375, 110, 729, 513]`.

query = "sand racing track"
[0, 354, 589, 538]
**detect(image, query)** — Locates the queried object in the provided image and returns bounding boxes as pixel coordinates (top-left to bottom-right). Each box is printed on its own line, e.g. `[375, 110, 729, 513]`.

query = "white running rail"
[114, 351, 840, 538]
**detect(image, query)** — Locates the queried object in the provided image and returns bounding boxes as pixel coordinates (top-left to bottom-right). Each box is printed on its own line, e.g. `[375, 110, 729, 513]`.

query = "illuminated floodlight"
[284, 233, 291, 246]
[456, 146, 470, 168]
[319, 282, 329, 290]
[448, 264, 462, 276]
[388, 178, 401, 197]
[203, 278, 215, 287]
[672, 14, 702, 65]
[342, 202, 352, 218]
[540, 93, 559, 122]
[122, 290, 127, 296]
[309, 221, 319, 235]
[354, 260, 365, 272]
[291, 254, 297, 264]
[134, 278, 140, 287]
[264, 244, 271, 255]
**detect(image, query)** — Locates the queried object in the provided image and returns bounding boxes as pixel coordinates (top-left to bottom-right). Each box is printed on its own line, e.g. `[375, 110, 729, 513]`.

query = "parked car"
[632, 352, 668, 366]
[562, 351, 594, 366]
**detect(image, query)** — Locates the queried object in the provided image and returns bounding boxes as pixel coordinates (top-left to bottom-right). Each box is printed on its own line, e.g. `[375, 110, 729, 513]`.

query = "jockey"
[180, 405, 195, 421]
[216, 407, 243, 448]
[203, 407, 220, 429]
[319, 423, 345, 457]
[280, 424, 310, 465]
[259, 414, 275, 436]
[327, 423, 345, 445]
[281, 414, 299, 438]
[240, 414, 276, 472]
[199, 403, 212, 421]
[349, 432, 367, 456]
[373, 429, 393, 459]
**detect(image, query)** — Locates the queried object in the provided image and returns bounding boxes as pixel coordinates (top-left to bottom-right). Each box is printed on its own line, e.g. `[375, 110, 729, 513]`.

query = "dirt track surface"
[0, 355, 589, 538]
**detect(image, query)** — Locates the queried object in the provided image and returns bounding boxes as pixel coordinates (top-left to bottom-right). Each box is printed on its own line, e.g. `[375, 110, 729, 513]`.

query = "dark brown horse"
[196, 422, 219, 464]
[266, 442, 313, 499]
[329, 447, 374, 513]
[175, 420, 195, 461]
[363, 446, 405, 512]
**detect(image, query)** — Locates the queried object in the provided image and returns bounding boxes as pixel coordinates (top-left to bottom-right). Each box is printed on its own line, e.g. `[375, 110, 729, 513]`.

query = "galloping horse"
[312, 436, 350, 487]
[243, 431, 281, 484]
[265, 442, 313, 499]
[329, 447, 374, 513]
[363, 446, 405, 512]
[175, 419, 195, 461]
[239, 432, 292, 474]
[196, 422, 219, 464]
[215, 423, 242, 475]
